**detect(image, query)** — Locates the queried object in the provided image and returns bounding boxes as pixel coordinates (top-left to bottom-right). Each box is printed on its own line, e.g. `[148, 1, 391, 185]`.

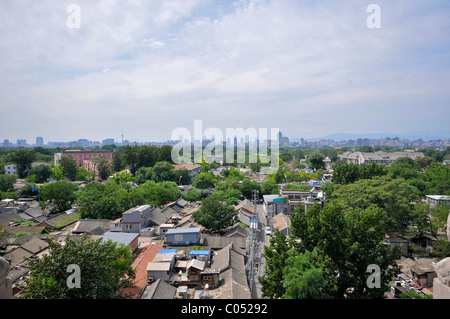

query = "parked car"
[265, 226, 271, 235]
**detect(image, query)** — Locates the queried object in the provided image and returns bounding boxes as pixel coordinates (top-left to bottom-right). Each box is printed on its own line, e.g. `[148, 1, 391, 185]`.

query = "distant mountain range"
[291, 131, 450, 142]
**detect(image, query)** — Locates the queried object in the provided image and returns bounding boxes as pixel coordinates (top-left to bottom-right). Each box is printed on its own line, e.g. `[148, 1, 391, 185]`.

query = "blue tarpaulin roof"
[189, 250, 210, 256]
[157, 249, 177, 254]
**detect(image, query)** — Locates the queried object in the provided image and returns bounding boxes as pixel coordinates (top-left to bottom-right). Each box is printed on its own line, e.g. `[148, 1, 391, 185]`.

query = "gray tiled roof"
[20, 237, 49, 254]
[141, 278, 176, 299]
[71, 219, 110, 234]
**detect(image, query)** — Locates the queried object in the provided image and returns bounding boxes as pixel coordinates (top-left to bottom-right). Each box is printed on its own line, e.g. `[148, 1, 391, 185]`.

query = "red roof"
[124, 243, 163, 299]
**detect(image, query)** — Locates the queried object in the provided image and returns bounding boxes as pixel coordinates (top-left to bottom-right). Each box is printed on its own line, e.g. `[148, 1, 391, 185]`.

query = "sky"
[0, 0, 449, 144]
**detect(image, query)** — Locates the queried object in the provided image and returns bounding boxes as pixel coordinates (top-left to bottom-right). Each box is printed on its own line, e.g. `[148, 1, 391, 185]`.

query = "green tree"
[400, 289, 432, 299]
[432, 238, 450, 260]
[39, 181, 78, 213]
[239, 178, 261, 199]
[157, 145, 173, 163]
[97, 157, 112, 180]
[423, 162, 450, 195]
[192, 171, 217, 189]
[27, 164, 53, 183]
[21, 182, 38, 197]
[414, 156, 433, 170]
[259, 230, 290, 299]
[152, 161, 175, 182]
[306, 154, 325, 170]
[174, 169, 191, 185]
[59, 156, 78, 181]
[182, 189, 203, 202]
[13, 149, 36, 178]
[0, 174, 16, 192]
[192, 193, 236, 232]
[282, 248, 329, 299]
[24, 235, 136, 299]
[75, 166, 91, 182]
[331, 176, 420, 232]
[261, 180, 279, 195]
[50, 165, 64, 181]
[138, 180, 181, 205]
[332, 163, 360, 185]
[289, 203, 400, 299]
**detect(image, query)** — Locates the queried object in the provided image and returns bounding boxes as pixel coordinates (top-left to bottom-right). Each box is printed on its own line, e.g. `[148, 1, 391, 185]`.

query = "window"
[125, 224, 132, 230]
[174, 234, 183, 242]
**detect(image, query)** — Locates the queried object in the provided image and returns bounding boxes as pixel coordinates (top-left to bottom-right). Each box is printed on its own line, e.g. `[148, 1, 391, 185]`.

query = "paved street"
[250, 203, 269, 299]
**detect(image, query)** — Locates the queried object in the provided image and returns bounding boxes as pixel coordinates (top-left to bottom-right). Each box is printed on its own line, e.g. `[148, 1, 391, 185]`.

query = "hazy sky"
[1, 0, 449, 143]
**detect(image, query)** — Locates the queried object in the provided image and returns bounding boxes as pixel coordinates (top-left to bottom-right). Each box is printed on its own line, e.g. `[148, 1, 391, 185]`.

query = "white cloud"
[0, 0, 449, 142]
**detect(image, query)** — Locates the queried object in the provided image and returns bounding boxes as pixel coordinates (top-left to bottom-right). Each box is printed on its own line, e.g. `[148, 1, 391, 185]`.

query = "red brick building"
[55, 150, 113, 167]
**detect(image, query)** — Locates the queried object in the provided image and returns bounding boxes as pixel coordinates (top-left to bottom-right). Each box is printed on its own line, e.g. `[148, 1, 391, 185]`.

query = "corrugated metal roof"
[166, 227, 201, 235]
[100, 232, 139, 245]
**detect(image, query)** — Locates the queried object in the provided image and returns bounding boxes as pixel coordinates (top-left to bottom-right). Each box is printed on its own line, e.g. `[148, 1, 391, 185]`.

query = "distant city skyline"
[1, 1, 449, 143]
[2, 129, 449, 148]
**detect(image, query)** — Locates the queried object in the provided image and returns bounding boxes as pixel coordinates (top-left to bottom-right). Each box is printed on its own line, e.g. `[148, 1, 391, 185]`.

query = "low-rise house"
[396, 257, 437, 289]
[71, 219, 110, 236]
[224, 224, 249, 238]
[208, 243, 251, 299]
[2, 247, 33, 268]
[173, 163, 201, 180]
[159, 223, 175, 238]
[280, 189, 320, 215]
[338, 151, 424, 166]
[186, 259, 205, 282]
[200, 269, 220, 290]
[100, 232, 139, 252]
[189, 250, 211, 266]
[123, 243, 163, 299]
[168, 198, 188, 213]
[37, 210, 79, 230]
[166, 227, 201, 246]
[147, 249, 177, 282]
[22, 206, 45, 221]
[410, 233, 437, 256]
[141, 278, 177, 299]
[0, 210, 20, 227]
[426, 195, 450, 207]
[4, 162, 51, 175]
[202, 235, 247, 251]
[4, 226, 47, 235]
[411, 263, 437, 288]
[272, 212, 291, 236]
[121, 205, 152, 233]
[385, 234, 409, 257]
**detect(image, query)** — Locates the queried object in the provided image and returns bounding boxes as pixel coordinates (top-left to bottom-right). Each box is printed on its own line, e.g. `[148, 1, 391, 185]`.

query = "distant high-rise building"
[3, 139, 10, 147]
[102, 138, 115, 146]
[36, 136, 44, 147]
[17, 139, 27, 147]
